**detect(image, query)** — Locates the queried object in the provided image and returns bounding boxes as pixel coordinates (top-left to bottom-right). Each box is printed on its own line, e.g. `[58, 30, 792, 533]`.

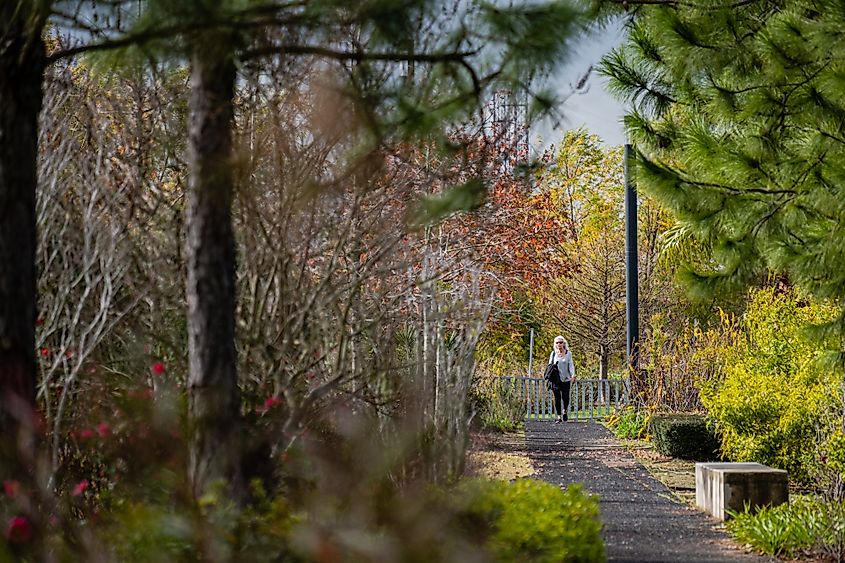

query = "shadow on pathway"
[525, 420, 776, 563]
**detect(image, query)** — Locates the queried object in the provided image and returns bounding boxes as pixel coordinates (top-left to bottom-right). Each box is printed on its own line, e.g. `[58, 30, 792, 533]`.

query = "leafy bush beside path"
[699, 287, 840, 485]
[727, 496, 845, 561]
[455, 479, 605, 563]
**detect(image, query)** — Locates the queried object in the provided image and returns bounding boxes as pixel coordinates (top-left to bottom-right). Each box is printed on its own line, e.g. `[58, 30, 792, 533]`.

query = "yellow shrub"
[699, 287, 840, 484]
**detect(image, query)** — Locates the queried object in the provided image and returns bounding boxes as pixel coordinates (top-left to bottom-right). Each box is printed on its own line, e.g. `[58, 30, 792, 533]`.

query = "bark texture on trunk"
[599, 346, 608, 380]
[0, 9, 45, 457]
[185, 38, 243, 499]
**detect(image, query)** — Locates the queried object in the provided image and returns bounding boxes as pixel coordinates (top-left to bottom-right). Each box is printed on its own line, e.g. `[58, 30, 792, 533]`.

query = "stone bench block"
[695, 462, 788, 521]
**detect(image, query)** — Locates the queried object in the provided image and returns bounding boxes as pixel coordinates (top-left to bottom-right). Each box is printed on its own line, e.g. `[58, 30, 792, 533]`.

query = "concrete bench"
[695, 462, 788, 521]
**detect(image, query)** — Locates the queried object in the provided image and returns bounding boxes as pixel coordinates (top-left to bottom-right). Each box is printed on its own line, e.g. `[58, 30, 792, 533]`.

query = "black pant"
[552, 381, 571, 417]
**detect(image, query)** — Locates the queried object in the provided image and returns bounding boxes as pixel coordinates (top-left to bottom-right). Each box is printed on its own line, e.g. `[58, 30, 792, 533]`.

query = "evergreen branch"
[771, 60, 832, 128]
[750, 194, 795, 237]
[786, 227, 806, 247]
[599, 49, 677, 116]
[46, 12, 312, 63]
[226, 1, 310, 19]
[244, 44, 485, 107]
[50, 10, 110, 36]
[783, 150, 826, 197]
[708, 78, 811, 96]
[678, 176, 796, 196]
[609, 0, 758, 8]
[47, 21, 213, 62]
[795, 202, 836, 223]
[241, 45, 478, 65]
[746, 152, 825, 238]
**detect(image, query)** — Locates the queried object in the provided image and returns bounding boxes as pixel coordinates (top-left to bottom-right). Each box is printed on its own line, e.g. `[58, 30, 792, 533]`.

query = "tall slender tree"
[0, 1, 50, 460]
[185, 21, 243, 498]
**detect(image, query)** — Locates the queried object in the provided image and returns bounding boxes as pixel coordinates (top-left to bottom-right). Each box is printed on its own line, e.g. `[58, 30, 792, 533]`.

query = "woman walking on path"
[548, 336, 576, 423]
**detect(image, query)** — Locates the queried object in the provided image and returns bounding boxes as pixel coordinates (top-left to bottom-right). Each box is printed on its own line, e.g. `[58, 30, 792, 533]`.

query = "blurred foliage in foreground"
[0, 372, 605, 561]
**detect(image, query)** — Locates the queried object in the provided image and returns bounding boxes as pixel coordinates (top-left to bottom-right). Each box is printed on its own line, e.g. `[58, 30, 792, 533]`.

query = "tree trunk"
[598, 343, 609, 403]
[186, 37, 243, 499]
[0, 7, 45, 462]
[599, 345, 608, 380]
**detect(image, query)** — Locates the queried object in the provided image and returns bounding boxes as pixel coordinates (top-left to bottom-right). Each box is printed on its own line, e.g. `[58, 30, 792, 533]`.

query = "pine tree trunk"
[185, 38, 243, 499]
[0, 9, 45, 459]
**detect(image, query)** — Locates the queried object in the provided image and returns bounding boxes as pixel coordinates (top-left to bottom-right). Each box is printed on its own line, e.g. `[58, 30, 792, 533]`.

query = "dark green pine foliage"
[600, 0, 845, 334]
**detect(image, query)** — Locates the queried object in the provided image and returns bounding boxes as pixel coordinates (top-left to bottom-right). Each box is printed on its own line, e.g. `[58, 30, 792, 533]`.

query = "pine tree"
[0, 0, 50, 465]
[86, 0, 594, 497]
[183, 9, 243, 500]
[599, 0, 845, 339]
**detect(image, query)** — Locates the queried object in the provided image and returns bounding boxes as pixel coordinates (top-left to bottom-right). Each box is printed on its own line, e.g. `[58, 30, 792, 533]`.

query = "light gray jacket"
[548, 350, 576, 382]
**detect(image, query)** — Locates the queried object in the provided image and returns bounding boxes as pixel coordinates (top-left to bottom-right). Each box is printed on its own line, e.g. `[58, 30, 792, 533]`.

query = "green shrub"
[699, 287, 841, 484]
[455, 479, 605, 562]
[472, 377, 524, 432]
[607, 407, 650, 440]
[726, 496, 845, 560]
[649, 414, 720, 460]
[824, 431, 845, 476]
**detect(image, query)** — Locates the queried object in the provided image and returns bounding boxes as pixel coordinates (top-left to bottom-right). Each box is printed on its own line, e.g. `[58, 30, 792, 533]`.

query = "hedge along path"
[524, 420, 776, 563]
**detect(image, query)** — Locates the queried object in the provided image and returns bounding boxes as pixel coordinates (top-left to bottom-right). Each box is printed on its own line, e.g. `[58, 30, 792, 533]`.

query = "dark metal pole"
[624, 144, 639, 375]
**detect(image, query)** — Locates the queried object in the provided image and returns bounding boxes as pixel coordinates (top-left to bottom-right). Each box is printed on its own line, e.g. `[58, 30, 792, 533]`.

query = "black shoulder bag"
[543, 362, 561, 390]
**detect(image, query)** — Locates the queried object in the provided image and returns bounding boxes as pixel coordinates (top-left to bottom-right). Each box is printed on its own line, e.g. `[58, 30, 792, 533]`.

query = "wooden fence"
[497, 376, 631, 420]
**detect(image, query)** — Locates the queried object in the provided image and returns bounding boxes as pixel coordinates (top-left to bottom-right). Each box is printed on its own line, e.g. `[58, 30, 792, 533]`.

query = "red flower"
[71, 480, 88, 497]
[150, 362, 166, 376]
[96, 422, 110, 438]
[256, 396, 282, 414]
[39, 347, 49, 358]
[76, 429, 94, 439]
[3, 480, 20, 498]
[6, 516, 32, 544]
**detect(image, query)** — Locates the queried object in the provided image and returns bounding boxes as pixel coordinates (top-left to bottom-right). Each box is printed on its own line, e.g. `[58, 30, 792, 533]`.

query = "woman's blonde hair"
[554, 335, 568, 350]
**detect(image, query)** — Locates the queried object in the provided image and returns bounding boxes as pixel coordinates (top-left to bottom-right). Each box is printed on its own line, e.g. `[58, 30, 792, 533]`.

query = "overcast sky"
[534, 19, 628, 150]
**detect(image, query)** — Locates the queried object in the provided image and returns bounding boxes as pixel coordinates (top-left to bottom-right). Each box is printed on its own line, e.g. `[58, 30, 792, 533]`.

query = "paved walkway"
[525, 420, 776, 563]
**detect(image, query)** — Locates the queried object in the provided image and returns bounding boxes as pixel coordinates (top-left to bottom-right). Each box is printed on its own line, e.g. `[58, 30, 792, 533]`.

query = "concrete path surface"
[525, 420, 777, 563]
